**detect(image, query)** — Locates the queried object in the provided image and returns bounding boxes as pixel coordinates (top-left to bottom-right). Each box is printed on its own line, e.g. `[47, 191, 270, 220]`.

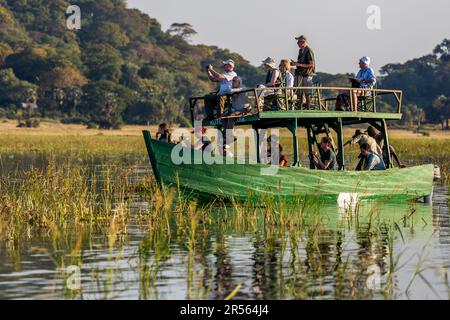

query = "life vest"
[265, 68, 280, 85]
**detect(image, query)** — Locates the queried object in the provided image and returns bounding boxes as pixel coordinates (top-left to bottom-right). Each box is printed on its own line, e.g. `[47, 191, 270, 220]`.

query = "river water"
[0, 157, 449, 300]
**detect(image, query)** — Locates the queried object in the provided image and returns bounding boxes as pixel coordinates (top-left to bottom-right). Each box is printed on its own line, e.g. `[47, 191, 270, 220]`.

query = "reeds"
[0, 157, 133, 242]
[0, 133, 448, 300]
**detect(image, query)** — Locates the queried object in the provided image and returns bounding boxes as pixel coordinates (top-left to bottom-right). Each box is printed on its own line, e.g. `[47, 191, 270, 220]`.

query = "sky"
[127, 0, 450, 74]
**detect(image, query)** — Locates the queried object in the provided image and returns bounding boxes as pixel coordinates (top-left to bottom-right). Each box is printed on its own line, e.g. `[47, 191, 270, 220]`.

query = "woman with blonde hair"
[278, 59, 295, 98]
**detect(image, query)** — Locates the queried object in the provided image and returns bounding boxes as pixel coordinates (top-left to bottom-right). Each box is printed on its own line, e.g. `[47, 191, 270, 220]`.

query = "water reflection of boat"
[143, 86, 435, 203]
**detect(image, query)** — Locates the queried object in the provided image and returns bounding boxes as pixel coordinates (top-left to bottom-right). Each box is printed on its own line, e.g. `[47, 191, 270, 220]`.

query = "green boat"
[143, 86, 435, 203]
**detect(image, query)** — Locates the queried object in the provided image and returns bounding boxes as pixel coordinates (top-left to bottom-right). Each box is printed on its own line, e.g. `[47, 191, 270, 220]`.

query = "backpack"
[336, 94, 351, 111]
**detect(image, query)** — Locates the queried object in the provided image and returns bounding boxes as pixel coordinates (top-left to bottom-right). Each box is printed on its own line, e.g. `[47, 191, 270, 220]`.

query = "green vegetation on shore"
[0, 132, 449, 182]
[0, 1, 448, 129]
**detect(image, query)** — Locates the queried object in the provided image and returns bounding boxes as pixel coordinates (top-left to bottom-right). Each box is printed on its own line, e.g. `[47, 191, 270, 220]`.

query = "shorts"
[295, 76, 314, 95]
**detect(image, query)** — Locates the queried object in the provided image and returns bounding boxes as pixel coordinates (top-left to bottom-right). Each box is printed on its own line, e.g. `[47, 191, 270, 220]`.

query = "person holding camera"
[310, 137, 338, 170]
[203, 59, 238, 120]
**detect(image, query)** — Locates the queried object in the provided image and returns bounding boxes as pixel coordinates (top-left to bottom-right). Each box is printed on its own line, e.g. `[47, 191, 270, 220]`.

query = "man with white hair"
[203, 59, 238, 120]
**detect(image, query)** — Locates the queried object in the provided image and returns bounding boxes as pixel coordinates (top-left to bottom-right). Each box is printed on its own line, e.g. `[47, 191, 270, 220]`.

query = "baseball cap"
[360, 56, 371, 66]
[223, 59, 235, 68]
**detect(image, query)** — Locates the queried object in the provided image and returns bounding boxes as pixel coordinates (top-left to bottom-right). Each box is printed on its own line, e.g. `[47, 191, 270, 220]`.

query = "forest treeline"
[0, 0, 448, 128]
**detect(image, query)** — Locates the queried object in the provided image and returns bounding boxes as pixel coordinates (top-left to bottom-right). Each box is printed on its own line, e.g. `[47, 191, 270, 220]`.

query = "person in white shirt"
[230, 77, 250, 115]
[204, 59, 238, 120]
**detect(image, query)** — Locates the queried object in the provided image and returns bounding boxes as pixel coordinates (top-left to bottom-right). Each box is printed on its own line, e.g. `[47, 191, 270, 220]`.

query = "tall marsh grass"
[0, 158, 133, 241]
[0, 132, 448, 299]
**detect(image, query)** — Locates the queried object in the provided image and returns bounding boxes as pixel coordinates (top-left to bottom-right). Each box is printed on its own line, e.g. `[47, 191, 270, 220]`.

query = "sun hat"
[222, 59, 235, 68]
[360, 56, 371, 66]
[262, 57, 276, 68]
[295, 35, 308, 42]
[353, 129, 365, 138]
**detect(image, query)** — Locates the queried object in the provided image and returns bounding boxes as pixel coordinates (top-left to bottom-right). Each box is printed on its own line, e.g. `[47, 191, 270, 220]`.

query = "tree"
[38, 66, 88, 113]
[168, 23, 197, 41]
[402, 104, 426, 128]
[80, 80, 135, 129]
[81, 22, 130, 48]
[0, 68, 37, 107]
[432, 95, 450, 130]
[433, 39, 450, 58]
[0, 0, 297, 126]
[82, 44, 123, 82]
[0, 42, 13, 62]
[39, 66, 88, 91]
[4, 46, 60, 83]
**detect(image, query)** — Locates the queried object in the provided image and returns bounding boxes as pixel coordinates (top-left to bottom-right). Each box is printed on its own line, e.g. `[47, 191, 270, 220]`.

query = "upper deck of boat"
[203, 110, 402, 128]
[190, 86, 404, 128]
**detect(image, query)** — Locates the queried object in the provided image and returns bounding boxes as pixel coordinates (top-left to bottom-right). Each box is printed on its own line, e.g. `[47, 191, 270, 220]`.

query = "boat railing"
[189, 86, 403, 121]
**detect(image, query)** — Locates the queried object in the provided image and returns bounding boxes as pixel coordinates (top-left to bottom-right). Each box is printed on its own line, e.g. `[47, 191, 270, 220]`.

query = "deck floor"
[203, 110, 402, 127]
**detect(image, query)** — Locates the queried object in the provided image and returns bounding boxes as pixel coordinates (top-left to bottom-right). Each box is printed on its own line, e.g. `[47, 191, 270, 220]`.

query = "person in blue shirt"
[360, 142, 386, 171]
[335, 56, 377, 111]
[350, 56, 377, 111]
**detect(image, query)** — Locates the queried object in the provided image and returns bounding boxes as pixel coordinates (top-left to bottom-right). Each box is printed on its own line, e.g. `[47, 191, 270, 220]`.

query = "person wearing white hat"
[350, 56, 377, 112]
[203, 59, 238, 120]
[256, 57, 281, 109]
[261, 57, 280, 87]
[336, 56, 377, 112]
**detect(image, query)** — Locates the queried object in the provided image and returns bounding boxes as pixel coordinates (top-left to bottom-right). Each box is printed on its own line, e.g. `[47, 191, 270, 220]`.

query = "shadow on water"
[0, 155, 449, 300]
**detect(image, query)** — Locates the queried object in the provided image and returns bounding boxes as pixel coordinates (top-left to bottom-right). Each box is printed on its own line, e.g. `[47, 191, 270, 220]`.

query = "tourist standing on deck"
[204, 59, 238, 120]
[290, 35, 315, 110]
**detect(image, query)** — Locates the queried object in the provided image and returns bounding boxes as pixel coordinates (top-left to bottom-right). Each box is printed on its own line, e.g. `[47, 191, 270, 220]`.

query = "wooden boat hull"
[143, 132, 434, 203]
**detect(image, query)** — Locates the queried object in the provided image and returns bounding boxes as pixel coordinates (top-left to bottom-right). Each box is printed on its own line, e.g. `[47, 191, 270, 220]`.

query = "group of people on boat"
[156, 33, 405, 171]
[156, 121, 404, 171]
[309, 126, 404, 171]
[202, 34, 378, 118]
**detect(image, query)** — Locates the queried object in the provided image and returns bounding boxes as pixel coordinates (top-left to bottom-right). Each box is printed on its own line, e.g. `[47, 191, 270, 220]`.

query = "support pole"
[336, 119, 345, 170]
[381, 119, 393, 168]
[306, 126, 315, 169]
[288, 120, 300, 166]
[253, 126, 261, 163]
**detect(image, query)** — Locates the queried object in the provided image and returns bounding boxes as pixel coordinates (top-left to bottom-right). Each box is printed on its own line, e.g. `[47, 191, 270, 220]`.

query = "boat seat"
[357, 84, 378, 112]
[262, 90, 294, 111]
